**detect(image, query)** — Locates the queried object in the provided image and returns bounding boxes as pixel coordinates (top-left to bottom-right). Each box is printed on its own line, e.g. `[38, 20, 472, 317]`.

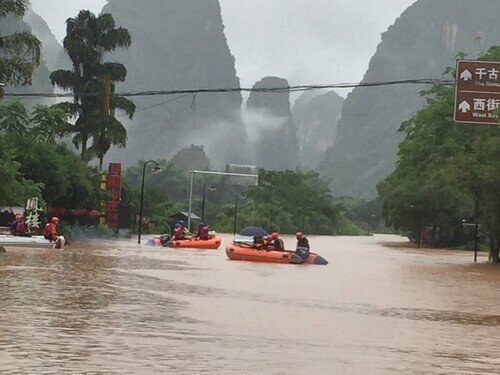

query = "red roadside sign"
[454, 60, 500, 125]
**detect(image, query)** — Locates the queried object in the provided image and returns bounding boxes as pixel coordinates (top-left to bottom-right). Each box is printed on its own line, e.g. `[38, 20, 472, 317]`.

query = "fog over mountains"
[8, 0, 500, 196]
[319, 0, 500, 197]
[99, 0, 246, 167]
[293, 91, 344, 169]
[0, 8, 53, 96]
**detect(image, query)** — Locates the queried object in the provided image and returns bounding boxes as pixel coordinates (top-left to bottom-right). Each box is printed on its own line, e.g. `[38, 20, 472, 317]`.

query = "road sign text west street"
[454, 60, 500, 125]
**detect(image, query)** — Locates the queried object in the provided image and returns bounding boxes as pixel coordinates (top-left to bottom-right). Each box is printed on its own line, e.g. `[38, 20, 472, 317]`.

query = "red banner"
[106, 163, 121, 230]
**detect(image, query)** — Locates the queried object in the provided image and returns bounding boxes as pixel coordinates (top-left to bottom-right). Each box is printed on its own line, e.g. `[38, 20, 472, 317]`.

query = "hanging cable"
[3, 78, 456, 99]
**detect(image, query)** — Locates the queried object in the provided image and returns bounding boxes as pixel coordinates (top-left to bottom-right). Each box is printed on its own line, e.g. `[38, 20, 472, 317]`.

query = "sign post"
[106, 163, 121, 231]
[186, 168, 258, 231]
[454, 60, 500, 125]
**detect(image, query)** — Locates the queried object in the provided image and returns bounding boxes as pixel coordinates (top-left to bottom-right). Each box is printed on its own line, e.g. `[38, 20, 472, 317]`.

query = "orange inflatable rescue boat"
[225, 243, 328, 265]
[147, 235, 221, 249]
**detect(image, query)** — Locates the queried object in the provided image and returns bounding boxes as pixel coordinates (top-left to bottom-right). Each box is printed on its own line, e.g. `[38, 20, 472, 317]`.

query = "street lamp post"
[410, 204, 421, 248]
[462, 218, 479, 262]
[138, 160, 162, 244]
[201, 182, 216, 222]
[474, 222, 479, 262]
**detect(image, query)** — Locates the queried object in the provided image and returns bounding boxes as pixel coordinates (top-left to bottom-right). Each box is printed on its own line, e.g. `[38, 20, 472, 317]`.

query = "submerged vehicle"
[0, 234, 65, 249]
[225, 233, 328, 265]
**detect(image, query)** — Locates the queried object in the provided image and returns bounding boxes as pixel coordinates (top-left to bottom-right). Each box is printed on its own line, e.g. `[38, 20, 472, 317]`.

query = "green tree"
[0, 101, 70, 142]
[0, 136, 41, 206]
[88, 63, 135, 169]
[0, 101, 100, 210]
[0, 101, 29, 135]
[30, 105, 70, 143]
[216, 169, 364, 235]
[378, 46, 500, 261]
[123, 160, 191, 203]
[0, 0, 41, 98]
[50, 10, 134, 164]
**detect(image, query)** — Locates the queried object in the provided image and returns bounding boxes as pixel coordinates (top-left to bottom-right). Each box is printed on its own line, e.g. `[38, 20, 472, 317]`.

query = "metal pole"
[474, 223, 478, 262]
[417, 211, 421, 248]
[233, 194, 238, 235]
[269, 209, 272, 233]
[187, 170, 194, 232]
[201, 182, 208, 222]
[138, 162, 147, 244]
[137, 160, 159, 244]
[474, 189, 479, 262]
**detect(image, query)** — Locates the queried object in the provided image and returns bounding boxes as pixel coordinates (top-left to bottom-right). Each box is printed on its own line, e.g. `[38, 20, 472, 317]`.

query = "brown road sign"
[454, 60, 500, 125]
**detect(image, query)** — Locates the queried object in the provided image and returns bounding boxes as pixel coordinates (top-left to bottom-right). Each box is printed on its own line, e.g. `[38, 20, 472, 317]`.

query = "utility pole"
[233, 194, 238, 235]
[99, 76, 112, 170]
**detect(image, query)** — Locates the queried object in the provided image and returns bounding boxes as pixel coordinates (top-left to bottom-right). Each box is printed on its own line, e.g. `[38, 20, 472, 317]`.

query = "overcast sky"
[30, 0, 417, 97]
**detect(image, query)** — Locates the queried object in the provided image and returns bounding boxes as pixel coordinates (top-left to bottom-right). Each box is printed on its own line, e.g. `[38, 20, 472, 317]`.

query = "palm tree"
[90, 62, 135, 169]
[0, 0, 41, 98]
[50, 11, 134, 163]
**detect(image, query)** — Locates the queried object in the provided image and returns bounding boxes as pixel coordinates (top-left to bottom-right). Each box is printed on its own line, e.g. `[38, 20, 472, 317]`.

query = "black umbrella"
[239, 226, 267, 237]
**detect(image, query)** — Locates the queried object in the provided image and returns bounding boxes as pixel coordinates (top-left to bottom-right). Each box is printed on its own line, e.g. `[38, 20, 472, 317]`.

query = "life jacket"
[173, 227, 184, 239]
[297, 237, 310, 250]
[273, 238, 285, 250]
[295, 246, 310, 261]
[15, 221, 27, 234]
[44, 222, 57, 240]
[197, 226, 209, 239]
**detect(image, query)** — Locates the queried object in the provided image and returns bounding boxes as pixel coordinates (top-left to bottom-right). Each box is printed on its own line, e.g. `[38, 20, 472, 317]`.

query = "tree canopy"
[0, 0, 41, 96]
[50, 10, 134, 166]
[0, 102, 100, 209]
[378, 46, 500, 261]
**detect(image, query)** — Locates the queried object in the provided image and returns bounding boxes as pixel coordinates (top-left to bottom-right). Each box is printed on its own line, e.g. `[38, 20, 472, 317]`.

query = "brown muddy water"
[0, 234, 498, 374]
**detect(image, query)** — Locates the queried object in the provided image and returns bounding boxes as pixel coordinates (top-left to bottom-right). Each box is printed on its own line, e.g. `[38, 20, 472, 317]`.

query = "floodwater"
[0, 234, 498, 374]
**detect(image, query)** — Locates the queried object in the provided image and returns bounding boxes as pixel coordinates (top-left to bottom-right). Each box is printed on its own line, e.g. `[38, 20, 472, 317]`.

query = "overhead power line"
[116, 93, 191, 117]
[3, 78, 456, 99]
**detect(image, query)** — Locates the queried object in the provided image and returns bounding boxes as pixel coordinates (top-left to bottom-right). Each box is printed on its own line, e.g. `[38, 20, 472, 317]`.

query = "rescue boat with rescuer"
[147, 234, 221, 249]
[0, 216, 65, 249]
[225, 231, 328, 265]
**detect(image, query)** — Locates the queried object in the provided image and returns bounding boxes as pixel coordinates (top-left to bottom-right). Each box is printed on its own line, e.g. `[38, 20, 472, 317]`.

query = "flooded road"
[0, 234, 499, 374]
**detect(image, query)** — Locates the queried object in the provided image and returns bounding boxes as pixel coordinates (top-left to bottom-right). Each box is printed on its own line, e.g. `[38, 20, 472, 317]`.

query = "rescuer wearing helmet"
[295, 232, 310, 261]
[172, 223, 184, 240]
[197, 221, 209, 240]
[43, 217, 65, 249]
[43, 217, 59, 242]
[10, 214, 28, 236]
[269, 232, 285, 251]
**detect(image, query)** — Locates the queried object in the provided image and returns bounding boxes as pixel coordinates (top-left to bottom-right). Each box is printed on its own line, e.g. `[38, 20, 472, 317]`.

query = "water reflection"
[0, 235, 498, 374]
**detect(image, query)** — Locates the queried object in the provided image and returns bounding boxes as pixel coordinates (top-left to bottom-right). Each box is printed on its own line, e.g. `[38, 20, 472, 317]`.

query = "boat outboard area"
[226, 227, 328, 265]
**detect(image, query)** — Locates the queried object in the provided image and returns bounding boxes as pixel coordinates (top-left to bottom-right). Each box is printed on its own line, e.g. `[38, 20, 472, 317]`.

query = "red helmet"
[295, 232, 303, 239]
[51, 217, 59, 223]
[271, 232, 278, 239]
